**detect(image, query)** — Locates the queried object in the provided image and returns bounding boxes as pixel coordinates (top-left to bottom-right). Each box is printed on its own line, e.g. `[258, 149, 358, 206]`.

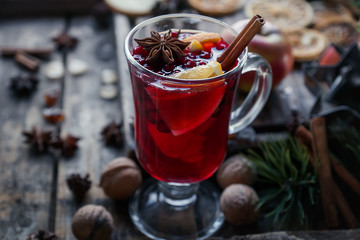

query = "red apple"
[232, 20, 294, 91]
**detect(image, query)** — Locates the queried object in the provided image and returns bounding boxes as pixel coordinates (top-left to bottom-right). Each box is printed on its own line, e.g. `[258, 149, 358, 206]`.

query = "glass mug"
[125, 14, 272, 240]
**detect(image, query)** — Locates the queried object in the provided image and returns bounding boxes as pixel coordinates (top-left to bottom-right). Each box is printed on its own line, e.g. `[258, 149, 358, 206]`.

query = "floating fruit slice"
[147, 122, 206, 161]
[172, 60, 223, 79]
[145, 63, 226, 136]
[187, 39, 204, 52]
[183, 32, 221, 43]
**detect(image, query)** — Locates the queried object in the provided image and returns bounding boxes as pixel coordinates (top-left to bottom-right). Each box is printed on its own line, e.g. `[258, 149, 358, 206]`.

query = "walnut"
[216, 154, 256, 189]
[220, 184, 259, 226]
[100, 157, 142, 200]
[72, 204, 113, 240]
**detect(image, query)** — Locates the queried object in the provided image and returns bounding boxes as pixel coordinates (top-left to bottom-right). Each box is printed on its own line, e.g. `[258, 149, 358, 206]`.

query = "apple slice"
[146, 61, 226, 136]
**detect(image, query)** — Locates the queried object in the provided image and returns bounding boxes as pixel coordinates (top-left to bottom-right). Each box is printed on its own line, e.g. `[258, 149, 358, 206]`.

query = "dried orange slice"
[245, 0, 314, 32]
[183, 32, 221, 44]
[310, 1, 356, 29]
[188, 0, 245, 16]
[104, 0, 158, 16]
[285, 28, 328, 61]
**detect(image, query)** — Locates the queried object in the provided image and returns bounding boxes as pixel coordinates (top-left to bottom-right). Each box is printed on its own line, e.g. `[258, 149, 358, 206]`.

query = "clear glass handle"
[229, 52, 272, 134]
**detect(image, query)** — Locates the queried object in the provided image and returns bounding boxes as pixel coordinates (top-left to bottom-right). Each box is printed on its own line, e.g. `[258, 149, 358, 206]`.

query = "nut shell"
[220, 184, 259, 225]
[100, 157, 142, 200]
[72, 204, 114, 240]
[216, 154, 256, 189]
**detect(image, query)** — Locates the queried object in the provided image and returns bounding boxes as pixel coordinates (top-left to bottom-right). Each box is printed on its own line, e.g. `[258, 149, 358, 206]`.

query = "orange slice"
[183, 32, 221, 43]
[187, 39, 204, 52]
[172, 60, 223, 79]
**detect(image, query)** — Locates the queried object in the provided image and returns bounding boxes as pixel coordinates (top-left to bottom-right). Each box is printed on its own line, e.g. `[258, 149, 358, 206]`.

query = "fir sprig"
[247, 136, 320, 230]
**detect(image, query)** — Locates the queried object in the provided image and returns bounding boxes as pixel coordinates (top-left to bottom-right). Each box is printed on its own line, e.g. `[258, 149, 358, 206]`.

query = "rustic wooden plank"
[210, 228, 360, 240]
[0, 0, 97, 17]
[114, 14, 136, 158]
[0, 17, 65, 239]
[54, 16, 144, 239]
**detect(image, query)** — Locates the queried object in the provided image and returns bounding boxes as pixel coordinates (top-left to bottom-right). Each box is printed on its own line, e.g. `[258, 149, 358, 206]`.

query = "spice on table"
[72, 204, 114, 240]
[45, 61, 64, 80]
[26, 229, 59, 240]
[22, 126, 53, 152]
[310, 117, 339, 228]
[99, 85, 118, 100]
[43, 89, 60, 107]
[66, 173, 92, 202]
[220, 184, 259, 226]
[216, 153, 256, 189]
[100, 157, 142, 200]
[51, 134, 80, 157]
[295, 122, 358, 229]
[9, 74, 38, 95]
[52, 31, 78, 50]
[1, 47, 53, 57]
[101, 121, 123, 146]
[42, 108, 65, 124]
[15, 51, 40, 71]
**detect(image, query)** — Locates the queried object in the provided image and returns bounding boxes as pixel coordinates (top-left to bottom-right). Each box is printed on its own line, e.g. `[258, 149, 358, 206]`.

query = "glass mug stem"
[158, 181, 199, 207]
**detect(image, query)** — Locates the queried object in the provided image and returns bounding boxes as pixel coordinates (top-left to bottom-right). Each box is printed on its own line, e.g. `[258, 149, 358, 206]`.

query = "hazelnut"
[216, 154, 256, 189]
[100, 157, 142, 200]
[220, 184, 259, 226]
[72, 204, 114, 240]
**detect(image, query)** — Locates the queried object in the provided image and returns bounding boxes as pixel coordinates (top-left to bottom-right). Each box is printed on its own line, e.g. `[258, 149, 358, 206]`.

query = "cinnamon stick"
[217, 15, 258, 63]
[1, 47, 53, 57]
[310, 117, 339, 228]
[333, 183, 358, 228]
[330, 155, 360, 198]
[15, 51, 40, 71]
[219, 15, 265, 70]
[295, 125, 316, 165]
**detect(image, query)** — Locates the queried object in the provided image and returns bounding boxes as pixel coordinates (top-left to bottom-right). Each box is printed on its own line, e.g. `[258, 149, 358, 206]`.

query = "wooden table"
[0, 10, 359, 240]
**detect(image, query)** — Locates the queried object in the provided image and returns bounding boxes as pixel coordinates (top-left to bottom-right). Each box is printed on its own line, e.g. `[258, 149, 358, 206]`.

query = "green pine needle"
[247, 136, 319, 230]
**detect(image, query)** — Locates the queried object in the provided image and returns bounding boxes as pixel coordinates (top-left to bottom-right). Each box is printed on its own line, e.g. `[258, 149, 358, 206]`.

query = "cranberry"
[182, 59, 196, 68]
[199, 50, 212, 59]
[216, 42, 227, 50]
[198, 61, 207, 66]
[133, 46, 148, 57]
[163, 63, 175, 73]
[176, 57, 185, 63]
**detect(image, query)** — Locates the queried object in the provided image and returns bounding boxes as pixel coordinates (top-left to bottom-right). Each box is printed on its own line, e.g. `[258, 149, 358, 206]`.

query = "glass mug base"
[129, 179, 224, 240]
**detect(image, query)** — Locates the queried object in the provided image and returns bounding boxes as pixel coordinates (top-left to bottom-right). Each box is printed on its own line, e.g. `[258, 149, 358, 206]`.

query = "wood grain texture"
[54, 16, 144, 239]
[0, 18, 64, 239]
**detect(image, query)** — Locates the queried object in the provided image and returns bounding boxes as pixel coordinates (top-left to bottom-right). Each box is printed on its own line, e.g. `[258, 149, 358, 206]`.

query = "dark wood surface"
[0, 9, 359, 240]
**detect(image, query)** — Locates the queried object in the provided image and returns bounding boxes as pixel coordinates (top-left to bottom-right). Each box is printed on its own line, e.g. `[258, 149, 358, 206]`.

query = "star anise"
[52, 31, 78, 50]
[27, 229, 58, 240]
[101, 121, 123, 146]
[135, 30, 190, 64]
[66, 173, 91, 202]
[51, 134, 80, 157]
[9, 74, 38, 96]
[22, 127, 53, 152]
